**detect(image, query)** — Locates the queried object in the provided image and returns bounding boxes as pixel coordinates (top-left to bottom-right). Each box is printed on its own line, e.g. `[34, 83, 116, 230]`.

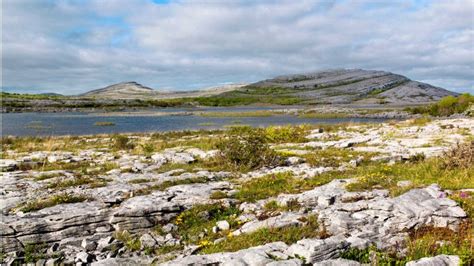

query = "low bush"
[217, 126, 280, 171]
[113, 135, 135, 150]
[440, 141, 474, 170]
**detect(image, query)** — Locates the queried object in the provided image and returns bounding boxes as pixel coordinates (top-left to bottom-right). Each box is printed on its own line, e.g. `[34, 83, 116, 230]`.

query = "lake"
[1, 107, 389, 136]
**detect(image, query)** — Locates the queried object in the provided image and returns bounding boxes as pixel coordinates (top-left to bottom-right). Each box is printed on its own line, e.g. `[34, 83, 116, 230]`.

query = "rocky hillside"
[81, 82, 160, 99]
[224, 69, 458, 104]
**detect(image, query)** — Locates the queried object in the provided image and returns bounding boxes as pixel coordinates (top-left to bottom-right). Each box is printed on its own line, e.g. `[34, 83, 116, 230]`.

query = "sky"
[2, 0, 473, 95]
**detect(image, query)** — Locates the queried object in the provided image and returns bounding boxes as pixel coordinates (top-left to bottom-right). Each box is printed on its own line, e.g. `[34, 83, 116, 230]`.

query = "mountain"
[219, 69, 458, 105]
[79, 69, 457, 105]
[81, 81, 159, 99]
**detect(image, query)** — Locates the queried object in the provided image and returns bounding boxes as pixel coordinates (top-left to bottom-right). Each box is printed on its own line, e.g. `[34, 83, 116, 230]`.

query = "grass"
[33, 172, 64, 181]
[46, 176, 107, 189]
[341, 222, 473, 265]
[405, 222, 473, 264]
[19, 193, 88, 213]
[303, 148, 373, 167]
[450, 191, 474, 218]
[408, 116, 432, 126]
[199, 215, 322, 254]
[235, 172, 301, 203]
[174, 204, 241, 245]
[264, 125, 311, 143]
[114, 231, 141, 251]
[134, 176, 209, 195]
[210, 191, 228, 199]
[155, 157, 230, 174]
[128, 178, 152, 184]
[263, 199, 301, 213]
[235, 171, 343, 203]
[345, 159, 473, 196]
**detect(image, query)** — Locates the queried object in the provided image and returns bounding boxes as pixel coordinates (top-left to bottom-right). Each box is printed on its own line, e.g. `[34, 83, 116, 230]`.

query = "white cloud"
[2, 0, 473, 94]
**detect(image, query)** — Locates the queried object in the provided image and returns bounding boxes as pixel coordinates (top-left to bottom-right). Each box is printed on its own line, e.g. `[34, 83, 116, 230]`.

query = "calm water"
[1, 108, 388, 136]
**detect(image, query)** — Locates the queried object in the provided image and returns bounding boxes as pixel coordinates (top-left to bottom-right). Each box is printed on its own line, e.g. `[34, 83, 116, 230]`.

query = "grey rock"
[139, 233, 157, 249]
[81, 238, 98, 251]
[75, 251, 94, 263]
[45, 258, 60, 266]
[314, 258, 361, 266]
[266, 258, 303, 266]
[162, 223, 177, 233]
[0, 159, 18, 171]
[161, 242, 289, 266]
[97, 236, 115, 252]
[286, 156, 304, 166]
[397, 180, 413, 188]
[234, 213, 304, 236]
[287, 235, 350, 263]
[216, 220, 230, 231]
[91, 257, 153, 266]
[406, 255, 460, 266]
[47, 243, 60, 254]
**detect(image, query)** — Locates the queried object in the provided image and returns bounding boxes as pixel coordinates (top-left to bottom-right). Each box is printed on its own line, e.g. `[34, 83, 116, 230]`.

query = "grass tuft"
[19, 193, 88, 213]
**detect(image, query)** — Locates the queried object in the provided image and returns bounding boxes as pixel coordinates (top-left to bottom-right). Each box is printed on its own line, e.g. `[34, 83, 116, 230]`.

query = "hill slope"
[219, 69, 457, 105]
[81, 82, 159, 99]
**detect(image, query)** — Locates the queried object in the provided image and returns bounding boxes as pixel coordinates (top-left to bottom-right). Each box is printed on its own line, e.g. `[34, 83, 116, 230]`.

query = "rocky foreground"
[1, 118, 473, 265]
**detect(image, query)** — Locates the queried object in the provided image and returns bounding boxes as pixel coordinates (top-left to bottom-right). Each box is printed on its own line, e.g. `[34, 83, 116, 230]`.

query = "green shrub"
[113, 135, 135, 150]
[407, 94, 474, 116]
[217, 126, 280, 170]
[141, 143, 155, 157]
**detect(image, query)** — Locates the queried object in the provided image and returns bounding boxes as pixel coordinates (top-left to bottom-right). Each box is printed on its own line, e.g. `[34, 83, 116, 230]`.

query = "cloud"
[2, 0, 473, 94]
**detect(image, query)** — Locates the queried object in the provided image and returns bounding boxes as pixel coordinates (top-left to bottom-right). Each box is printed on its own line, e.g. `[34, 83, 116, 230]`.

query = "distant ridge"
[81, 81, 157, 98]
